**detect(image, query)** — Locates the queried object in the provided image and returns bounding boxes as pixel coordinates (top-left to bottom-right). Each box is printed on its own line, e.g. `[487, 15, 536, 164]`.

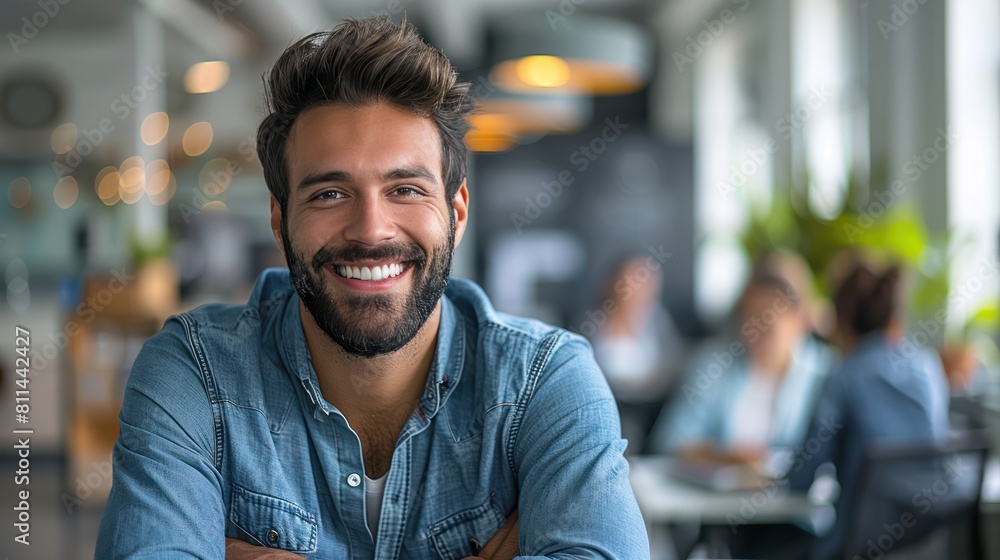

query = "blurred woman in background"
[648, 250, 837, 467]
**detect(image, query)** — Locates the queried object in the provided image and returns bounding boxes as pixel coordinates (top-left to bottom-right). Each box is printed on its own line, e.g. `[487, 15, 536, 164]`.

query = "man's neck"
[299, 299, 442, 418]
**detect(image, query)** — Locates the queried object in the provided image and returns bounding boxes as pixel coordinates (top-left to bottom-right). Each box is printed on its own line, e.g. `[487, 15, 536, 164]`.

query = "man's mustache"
[311, 242, 427, 271]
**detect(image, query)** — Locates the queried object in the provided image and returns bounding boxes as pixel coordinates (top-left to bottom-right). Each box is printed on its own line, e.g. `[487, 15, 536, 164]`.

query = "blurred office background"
[1, 0, 999, 558]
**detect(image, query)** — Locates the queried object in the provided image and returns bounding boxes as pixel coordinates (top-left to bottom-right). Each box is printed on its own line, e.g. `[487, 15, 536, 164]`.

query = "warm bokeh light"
[464, 97, 589, 149]
[465, 130, 518, 153]
[184, 61, 230, 94]
[8, 176, 31, 208]
[145, 159, 169, 195]
[559, 59, 645, 94]
[140, 112, 169, 146]
[515, 55, 571, 88]
[201, 200, 228, 213]
[50, 123, 78, 154]
[469, 113, 521, 135]
[96, 167, 122, 205]
[148, 172, 176, 206]
[54, 176, 79, 208]
[120, 185, 144, 204]
[183, 122, 213, 157]
[119, 156, 146, 197]
[199, 158, 233, 196]
[494, 58, 645, 95]
[145, 159, 176, 205]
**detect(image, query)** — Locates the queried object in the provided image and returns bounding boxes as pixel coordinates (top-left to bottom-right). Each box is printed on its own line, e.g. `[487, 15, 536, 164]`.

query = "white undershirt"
[365, 472, 388, 538]
[727, 369, 780, 448]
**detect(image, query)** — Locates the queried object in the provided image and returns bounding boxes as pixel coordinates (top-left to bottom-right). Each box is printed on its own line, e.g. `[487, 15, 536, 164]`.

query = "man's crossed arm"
[224, 510, 519, 559]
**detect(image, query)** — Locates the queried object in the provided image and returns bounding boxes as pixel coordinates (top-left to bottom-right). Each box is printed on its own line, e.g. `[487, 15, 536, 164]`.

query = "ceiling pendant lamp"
[465, 90, 592, 153]
[491, 14, 653, 96]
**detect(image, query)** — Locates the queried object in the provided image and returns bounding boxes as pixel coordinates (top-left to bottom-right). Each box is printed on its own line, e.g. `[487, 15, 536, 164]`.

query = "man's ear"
[269, 195, 286, 259]
[452, 179, 469, 249]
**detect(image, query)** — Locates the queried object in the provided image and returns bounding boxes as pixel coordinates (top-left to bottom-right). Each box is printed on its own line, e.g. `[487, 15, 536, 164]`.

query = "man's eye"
[315, 190, 344, 200]
[393, 186, 421, 197]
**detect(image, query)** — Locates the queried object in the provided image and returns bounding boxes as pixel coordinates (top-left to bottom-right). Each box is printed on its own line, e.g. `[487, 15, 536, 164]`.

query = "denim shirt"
[95, 268, 647, 559]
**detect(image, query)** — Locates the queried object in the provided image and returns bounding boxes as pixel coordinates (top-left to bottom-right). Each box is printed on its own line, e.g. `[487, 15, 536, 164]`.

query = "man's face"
[272, 103, 468, 358]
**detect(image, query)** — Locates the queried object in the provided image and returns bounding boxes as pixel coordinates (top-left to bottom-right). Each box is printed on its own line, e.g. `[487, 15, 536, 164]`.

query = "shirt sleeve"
[511, 332, 649, 560]
[95, 315, 226, 559]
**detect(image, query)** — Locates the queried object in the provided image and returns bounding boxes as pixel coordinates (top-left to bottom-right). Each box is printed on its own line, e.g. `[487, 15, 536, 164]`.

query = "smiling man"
[95, 15, 647, 560]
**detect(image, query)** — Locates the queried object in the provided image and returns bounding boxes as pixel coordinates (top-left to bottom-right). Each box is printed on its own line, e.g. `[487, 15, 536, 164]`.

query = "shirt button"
[347, 473, 361, 487]
[267, 529, 280, 543]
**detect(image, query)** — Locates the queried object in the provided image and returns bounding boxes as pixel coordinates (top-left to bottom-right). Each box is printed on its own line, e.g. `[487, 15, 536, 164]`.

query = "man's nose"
[342, 193, 397, 245]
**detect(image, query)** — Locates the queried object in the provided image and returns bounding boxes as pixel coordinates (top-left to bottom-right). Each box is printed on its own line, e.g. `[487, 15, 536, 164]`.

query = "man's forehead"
[286, 103, 444, 180]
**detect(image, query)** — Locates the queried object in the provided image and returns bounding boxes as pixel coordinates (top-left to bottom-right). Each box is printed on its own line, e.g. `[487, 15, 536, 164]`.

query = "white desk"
[628, 456, 816, 526]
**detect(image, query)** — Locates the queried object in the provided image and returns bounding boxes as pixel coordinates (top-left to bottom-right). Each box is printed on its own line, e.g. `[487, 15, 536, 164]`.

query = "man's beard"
[282, 217, 454, 359]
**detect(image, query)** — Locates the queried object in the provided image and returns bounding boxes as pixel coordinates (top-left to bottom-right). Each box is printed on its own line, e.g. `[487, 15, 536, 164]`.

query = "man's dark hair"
[256, 15, 475, 212]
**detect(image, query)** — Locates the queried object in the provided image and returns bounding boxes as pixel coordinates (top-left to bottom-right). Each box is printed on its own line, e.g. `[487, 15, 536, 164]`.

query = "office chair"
[841, 430, 992, 560]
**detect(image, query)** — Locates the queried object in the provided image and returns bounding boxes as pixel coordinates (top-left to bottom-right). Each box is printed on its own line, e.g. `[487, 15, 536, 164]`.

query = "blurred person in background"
[788, 261, 950, 560]
[590, 255, 684, 454]
[648, 250, 836, 467]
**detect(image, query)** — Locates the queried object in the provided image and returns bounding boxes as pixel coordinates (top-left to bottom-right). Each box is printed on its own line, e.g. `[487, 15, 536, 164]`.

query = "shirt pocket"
[427, 495, 506, 560]
[229, 483, 318, 554]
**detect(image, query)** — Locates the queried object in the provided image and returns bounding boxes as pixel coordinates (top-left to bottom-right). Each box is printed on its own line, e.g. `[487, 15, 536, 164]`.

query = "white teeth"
[335, 262, 406, 280]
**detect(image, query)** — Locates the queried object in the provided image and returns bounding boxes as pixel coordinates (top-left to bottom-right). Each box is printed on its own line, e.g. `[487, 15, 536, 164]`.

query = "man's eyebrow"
[383, 165, 439, 184]
[295, 166, 440, 192]
[296, 170, 352, 192]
